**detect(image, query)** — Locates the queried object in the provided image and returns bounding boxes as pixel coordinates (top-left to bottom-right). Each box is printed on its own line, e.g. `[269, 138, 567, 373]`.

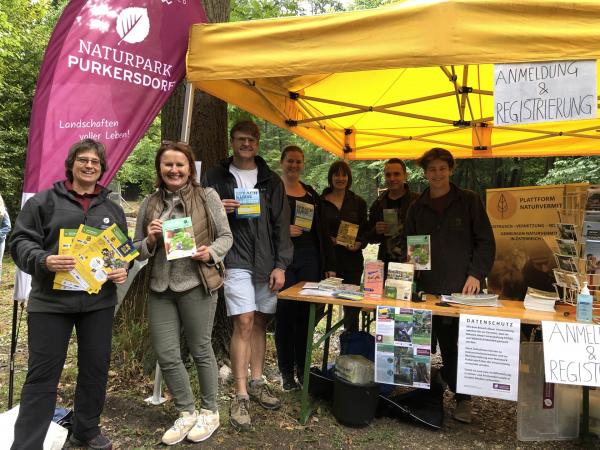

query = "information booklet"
[54, 224, 138, 294]
[234, 188, 261, 218]
[375, 306, 432, 389]
[583, 221, 600, 239]
[407, 235, 431, 270]
[385, 262, 414, 300]
[294, 200, 314, 231]
[336, 220, 359, 248]
[556, 238, 577, 257]
[363, 260, 384, 298]
[162, 217, 197, 261]
[382, 209, 399, 236]
[556, 223, 578, 241]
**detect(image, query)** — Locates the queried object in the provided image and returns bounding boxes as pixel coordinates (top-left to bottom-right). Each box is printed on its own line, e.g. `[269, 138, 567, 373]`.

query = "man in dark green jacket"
[405, 147, 495, 424]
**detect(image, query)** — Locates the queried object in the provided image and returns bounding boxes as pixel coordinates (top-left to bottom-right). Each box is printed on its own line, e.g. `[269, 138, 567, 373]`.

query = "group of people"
[9, 119, 495, 449]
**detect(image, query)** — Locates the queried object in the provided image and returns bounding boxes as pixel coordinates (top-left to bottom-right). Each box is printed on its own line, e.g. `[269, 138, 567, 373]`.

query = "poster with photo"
[375, 306, 432, 388]
[556, 239, 577, 257]
[555, 253, 578, 272]
[557, 223, 578, 241]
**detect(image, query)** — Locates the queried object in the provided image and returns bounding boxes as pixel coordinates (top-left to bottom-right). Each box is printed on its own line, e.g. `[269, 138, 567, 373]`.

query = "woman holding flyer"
[134, 141, 232, 445]
[10, 139, 128, 450]
[321, 160, 368, 332]
[275, 145, 336, 390]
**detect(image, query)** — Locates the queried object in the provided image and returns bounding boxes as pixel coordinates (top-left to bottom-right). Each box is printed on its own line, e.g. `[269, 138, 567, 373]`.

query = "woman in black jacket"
[275, 145, 336, 390]
[321, 160, 368, 332]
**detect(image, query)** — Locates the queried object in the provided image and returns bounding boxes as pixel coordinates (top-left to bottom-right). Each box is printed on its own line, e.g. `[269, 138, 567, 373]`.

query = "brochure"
[585, 239, 600, 274]
[234, 188, 261, 218]
[554, 253, 579, 273]
[383, 208, 399, 236]
[583, 221, 600, 239]
[556, 223, 578, 241]
[294, 200, 314, 231]
[407, 235, 431, 270]
[585, 185, 600, 211]
[162, 217, 197, 261]
[363, 260, 384, 298]
[556, 238, 577, 257]
[54, 229, 85, 291]
[385, 262, 414, 300]
[336, 220, 359, 248]
[375, 306, 432, 389]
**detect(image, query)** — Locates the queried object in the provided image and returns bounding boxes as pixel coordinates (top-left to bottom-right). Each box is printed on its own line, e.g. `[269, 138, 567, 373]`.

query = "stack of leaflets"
[442, 293, 500, 307]
[363, 260, 384, 299]
[385, 262, 414, 300]
[162, 217, 197, 260]
[333, 289, 364, 301]
[523, 287, 559, 312]
[407, 235, 431, 270]
[54, 224, 138, 294]
[317, 277, 344, 291]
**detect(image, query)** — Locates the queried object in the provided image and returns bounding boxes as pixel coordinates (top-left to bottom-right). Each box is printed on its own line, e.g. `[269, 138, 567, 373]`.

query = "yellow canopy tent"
[186, 0, 600, 160]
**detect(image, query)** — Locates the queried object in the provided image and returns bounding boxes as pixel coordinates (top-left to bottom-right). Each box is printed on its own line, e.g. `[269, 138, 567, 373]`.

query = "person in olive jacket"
[321, 160, 368, 332]
[10, 139, 128, 450]
[404, 147, 495, 425]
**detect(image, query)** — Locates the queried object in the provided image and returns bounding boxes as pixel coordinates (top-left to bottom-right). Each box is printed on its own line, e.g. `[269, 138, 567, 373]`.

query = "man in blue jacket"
[203, 120, 292, 431]
[405, 147, 495, 424]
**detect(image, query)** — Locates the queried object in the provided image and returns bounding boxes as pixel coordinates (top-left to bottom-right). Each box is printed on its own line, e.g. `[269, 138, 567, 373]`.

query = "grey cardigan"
[134, 186, 232, 293]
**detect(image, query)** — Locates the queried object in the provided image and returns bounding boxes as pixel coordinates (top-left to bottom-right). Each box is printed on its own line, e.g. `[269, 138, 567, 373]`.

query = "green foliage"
[114, 118, 161, 196]
[0, 0, 65, 217]
[230, 0, 302, 21]
[538, 157, 600, 185]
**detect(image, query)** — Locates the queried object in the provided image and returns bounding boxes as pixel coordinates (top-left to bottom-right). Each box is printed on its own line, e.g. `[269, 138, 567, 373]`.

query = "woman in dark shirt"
[275, 145, 335, 390]
[321, 160, 368, 331]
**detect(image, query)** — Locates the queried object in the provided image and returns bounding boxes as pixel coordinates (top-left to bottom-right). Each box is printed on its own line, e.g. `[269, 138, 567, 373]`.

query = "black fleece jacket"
[404, 184, 495, 295]
[202, 156, 293, 282]
[10, 181, 127, 313]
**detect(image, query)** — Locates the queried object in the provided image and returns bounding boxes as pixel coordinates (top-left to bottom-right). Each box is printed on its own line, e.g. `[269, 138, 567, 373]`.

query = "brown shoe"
[453, 399, 472, 423]
[230, 396, 251, 431]
[248, 380, 281, 410]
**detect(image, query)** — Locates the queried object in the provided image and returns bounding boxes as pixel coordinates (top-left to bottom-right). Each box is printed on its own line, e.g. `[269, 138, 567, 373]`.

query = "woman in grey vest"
[134, 141, 232, 445]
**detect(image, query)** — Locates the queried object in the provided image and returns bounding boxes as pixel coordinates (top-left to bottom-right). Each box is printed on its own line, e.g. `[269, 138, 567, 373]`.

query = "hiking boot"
[69, 433, 112, 450]
[187, 408, 220, 442]
[161, 410, 198, 445]
[230, 396, 251, 431]
[282, 374, 299, 391]
[248, 380, 281, 410]
[453, 398, 472, 423]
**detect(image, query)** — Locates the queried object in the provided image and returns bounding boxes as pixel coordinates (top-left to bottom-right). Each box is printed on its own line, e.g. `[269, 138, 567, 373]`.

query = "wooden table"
[278, 282, 578, 425]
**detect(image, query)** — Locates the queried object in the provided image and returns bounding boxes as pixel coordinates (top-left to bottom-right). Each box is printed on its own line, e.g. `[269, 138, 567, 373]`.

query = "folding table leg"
[300, 302, 316, 425]
[321, 305, 333, 373]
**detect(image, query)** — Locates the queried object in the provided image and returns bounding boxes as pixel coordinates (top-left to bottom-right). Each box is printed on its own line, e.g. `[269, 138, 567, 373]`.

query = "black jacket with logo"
[10, 181, 127, 313]
[202, 156, 293, 282]
[404, 183, 495, 295]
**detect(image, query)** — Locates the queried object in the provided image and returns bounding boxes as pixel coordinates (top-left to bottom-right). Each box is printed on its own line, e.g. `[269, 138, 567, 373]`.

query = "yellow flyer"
[294, 201, 314, 231]
[71, 224, 103, 254]
[336, 220, 359, 248]
[54, 229, 85, 291]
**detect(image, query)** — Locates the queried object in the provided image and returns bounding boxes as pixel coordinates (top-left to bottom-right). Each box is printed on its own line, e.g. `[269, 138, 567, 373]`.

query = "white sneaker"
[162, 410, 198, 445]
[187, 408, 220, 442]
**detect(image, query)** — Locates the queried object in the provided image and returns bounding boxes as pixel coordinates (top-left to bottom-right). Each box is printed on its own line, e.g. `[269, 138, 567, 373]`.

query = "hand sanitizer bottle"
[576, 282, 593, 323]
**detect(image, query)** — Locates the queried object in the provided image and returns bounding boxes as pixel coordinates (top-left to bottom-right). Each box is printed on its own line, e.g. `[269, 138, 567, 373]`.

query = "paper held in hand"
[336, 220, 359, 248]
[383, 208, 399, 236]
[234, 188, 260, 218]
[407, 235, 431, 270]
[162, 217, 197, 261]
[294, 200, 314, 231]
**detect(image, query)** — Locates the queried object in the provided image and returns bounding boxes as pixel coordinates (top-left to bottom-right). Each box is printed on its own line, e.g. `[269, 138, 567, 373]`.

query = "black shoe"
[282, 375, 299, 391]
[69, 433, 112, 450]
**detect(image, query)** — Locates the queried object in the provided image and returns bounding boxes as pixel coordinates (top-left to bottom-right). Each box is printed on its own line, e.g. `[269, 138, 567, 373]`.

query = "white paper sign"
[541, 321, 600, 387]
[494, 60, 597, 125]
[457, 314, 521, 401]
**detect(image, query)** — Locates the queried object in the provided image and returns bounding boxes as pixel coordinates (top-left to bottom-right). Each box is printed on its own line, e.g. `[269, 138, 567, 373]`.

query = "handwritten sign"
[541, 321, 600, 387]
[494, 60, 597, 126]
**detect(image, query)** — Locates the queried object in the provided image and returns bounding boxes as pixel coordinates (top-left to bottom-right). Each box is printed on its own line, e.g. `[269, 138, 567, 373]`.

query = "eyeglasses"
[233, 136, 258, 144]
[75, 157, 101, 166]
[161, 140, 191, 150]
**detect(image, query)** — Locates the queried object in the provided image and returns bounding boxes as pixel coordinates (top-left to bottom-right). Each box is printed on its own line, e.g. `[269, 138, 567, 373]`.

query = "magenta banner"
[24, 0, 207, 193]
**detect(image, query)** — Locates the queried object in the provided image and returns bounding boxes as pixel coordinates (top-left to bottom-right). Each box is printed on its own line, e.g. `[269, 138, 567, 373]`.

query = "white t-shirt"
[229, 163, 258, 189]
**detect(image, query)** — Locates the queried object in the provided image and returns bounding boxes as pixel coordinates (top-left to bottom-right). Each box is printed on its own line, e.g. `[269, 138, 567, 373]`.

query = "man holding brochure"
[367, 158, 418, 271]
[203, 120, 293, 431]
[404, 147, 495, 424]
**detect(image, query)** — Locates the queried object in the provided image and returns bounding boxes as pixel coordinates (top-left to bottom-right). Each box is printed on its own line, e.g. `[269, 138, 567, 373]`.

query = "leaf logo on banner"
[116, 8, 150, 45]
